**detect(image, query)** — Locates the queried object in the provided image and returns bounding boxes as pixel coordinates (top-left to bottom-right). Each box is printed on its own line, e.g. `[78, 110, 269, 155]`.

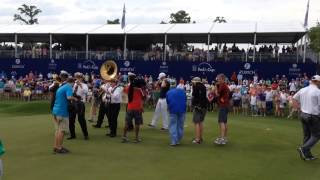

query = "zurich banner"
[0, 58, 316, 81]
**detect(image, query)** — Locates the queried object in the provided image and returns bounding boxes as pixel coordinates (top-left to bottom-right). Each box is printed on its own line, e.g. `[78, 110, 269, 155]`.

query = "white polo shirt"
[293, 84, 320, 115]
[108, 85, 123, 104]
[73, 82, 88, 102]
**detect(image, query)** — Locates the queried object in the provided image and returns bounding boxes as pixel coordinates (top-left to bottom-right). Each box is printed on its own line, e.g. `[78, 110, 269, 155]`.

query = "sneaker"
[67, 136, 76, 140]
[214, 137, 222, 145]
[170, 143, 177, 146]
[133, 138, 142, 143]
[160, 128, 168, 131]
[55, 147, 70, 154]
[220, 138, 227, 145]
[121, 137, 129, 143]
[305, 156, 318, 161]
[297, 147, 307, 160]
[148, 124, 155, 128]
[192, 139, 201, 144]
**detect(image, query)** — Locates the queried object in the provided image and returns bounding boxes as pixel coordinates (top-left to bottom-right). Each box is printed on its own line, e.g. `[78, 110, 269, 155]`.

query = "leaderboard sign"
[1, 58, 316, 81]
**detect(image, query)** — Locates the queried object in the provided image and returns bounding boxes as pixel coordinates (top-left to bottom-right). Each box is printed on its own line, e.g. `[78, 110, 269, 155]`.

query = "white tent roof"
[89, 24, 137, 34]
[0, 22, 306, 34]
[166, 23, 214, 34]
[211, 23, 255, 33]
[128, 24, 175, 34]
[0, 22, 306, 43]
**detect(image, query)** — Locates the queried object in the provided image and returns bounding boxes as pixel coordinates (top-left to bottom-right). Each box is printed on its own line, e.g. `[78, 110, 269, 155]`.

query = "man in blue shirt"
[52, 71, 77, 154]
[166, 87, 187, 146]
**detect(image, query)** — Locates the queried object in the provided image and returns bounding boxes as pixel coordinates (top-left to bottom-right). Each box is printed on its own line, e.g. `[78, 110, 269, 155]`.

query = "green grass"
[0, 101, 319, 180]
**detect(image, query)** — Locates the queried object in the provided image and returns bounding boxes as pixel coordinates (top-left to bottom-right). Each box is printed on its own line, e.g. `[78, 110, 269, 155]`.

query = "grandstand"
[0, 22, 318, 81]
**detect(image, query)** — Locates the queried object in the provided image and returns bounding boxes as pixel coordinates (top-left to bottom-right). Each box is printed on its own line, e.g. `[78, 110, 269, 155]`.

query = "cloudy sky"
[0, 0, 319, 27]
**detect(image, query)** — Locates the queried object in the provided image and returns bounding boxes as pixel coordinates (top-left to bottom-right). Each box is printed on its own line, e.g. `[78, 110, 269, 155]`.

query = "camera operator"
[68, 72, 89, 140]
[122, 72, 146, 143]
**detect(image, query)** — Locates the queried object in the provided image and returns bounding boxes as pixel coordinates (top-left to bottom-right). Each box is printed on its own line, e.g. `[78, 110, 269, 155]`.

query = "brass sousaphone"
[100, 60, 118, 80]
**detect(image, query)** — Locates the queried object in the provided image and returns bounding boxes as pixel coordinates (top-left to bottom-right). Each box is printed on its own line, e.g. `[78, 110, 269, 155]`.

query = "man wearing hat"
[191, 77, 208, 144]
[294, 75, 320, 161]
[106, 78, 123, 137]
[149, 72, 170, 130]
[68, 72, 89, 140]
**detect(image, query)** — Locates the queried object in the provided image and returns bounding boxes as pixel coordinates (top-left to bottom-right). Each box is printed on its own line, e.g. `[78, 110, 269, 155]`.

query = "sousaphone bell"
[100, 60, 118, 80]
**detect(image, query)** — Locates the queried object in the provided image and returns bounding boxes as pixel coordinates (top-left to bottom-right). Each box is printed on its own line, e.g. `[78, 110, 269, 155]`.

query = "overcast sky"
[0, 0, 319, 27]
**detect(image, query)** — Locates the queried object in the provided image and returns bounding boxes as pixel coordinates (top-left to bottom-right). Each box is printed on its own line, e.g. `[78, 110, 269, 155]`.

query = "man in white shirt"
[289, 79, 297, 93]
[68, 73, 89, 140]
[294, 75, 320, 161]
[93, 81, 111, 128]
[107, 78, 123, 137]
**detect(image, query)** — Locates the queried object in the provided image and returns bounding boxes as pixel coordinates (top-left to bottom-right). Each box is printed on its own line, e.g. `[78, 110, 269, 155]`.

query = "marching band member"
[106, 78, 123, 137]
[93, 80, 111, 128]
[68, 72, 89, 140]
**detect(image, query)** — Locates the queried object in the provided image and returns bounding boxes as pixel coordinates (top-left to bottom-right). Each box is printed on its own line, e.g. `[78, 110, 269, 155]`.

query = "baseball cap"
[158, 72, 166, 80]
[128, 72, 136, 77]
[311, 75, 320, 81]
[192, 77, 201, 83]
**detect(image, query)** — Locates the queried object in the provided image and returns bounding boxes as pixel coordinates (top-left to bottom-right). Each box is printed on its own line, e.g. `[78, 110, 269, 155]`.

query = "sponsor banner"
[0, 58, 316, 81]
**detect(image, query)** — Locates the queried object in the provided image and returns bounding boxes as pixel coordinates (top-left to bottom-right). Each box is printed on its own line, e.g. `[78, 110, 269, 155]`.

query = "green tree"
[309, 23, 320, 53]
[107, 19, 120, 24]
[169, 10, 191, 24]
[214, 16, 227, 23]
[13, 4, 42, 24]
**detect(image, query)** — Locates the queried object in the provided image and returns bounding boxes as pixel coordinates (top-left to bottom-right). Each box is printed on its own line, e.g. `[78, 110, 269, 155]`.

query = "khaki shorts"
[53, 116, 69, 132]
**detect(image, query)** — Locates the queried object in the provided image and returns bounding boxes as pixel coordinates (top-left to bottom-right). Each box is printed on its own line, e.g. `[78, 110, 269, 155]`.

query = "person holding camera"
[122, 73, 146, 143]
[52, 71, 78, 154]
[68, 72, 89, 140]
[191, 77, 208, 144]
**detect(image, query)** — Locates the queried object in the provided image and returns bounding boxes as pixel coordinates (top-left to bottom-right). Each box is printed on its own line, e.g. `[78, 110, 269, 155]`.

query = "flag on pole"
[304, 0, 310, 28]
[121, 4, 126, 29]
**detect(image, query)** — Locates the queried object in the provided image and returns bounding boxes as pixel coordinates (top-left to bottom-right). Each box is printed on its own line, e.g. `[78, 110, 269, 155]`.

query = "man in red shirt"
[122, 73, 145, 143]
[214, 74, 230, 145]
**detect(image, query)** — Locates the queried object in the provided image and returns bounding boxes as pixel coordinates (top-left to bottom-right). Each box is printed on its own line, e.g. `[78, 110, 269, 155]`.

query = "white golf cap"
[311, 75, 320, 81]
[128, 72, 136, 76]
[158, 72, 166, 80]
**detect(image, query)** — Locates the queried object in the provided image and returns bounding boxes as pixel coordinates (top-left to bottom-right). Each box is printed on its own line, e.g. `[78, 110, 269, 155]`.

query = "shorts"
[233, 100, 241, 107]
[260, 101, 266, 109]
[193, 107, 206, 123]
[53, 116, 69, 132]
[125, 110, 143, 125]
[242, 103, 248, 109]
[218, 107, 229, 123]
[257, 100, 262, 108]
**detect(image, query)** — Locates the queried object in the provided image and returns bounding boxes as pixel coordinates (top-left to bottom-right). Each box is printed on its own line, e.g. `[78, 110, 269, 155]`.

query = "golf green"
[0, 101, 319, 180]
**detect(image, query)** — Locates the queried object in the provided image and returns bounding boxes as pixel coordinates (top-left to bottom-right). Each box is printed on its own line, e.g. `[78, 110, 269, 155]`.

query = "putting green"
[0, 101, 319, 180]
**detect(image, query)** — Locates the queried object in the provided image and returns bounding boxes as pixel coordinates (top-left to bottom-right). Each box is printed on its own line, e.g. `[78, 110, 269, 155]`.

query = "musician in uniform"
[68, 72, 89, 140]
[93, 80, 111, 129]
[106, 78, 123, 137]
[149, 72, 170, 130]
